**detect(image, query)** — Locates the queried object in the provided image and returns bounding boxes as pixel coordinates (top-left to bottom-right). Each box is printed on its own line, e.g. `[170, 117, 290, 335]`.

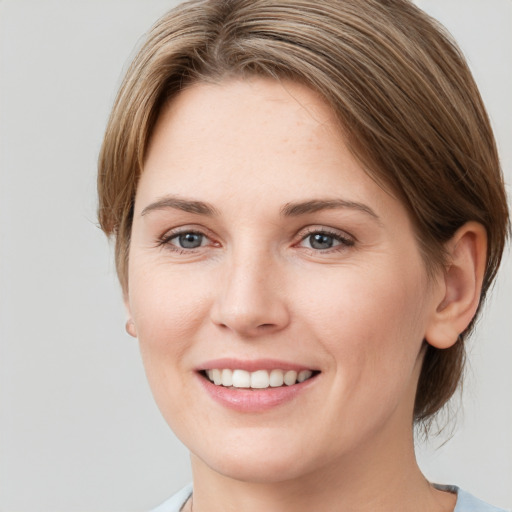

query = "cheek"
[128, 271, 212, 436]
[298, 262, 429, 390]
[128, 265, 211, 382]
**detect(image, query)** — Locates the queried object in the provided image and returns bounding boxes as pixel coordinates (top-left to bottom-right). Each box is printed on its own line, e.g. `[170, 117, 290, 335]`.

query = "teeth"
[250, 370, 269, 388]
[298, 370, 313, 382]
[269, 369, 284, 387]
[221, 369, 233, 387]
[205, 368, 315, 388]
[284, 370, 297, 386]
[212, 369, 222, 385]
[232, 369, 251, 388]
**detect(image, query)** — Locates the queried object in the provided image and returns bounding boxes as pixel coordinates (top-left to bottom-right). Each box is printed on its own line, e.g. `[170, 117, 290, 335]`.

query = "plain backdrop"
[0, 1, 510, 511]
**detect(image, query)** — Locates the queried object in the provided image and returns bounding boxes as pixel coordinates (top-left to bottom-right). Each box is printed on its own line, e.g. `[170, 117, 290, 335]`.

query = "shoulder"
[149, 484, 193, 512]
[436, 485, 509, 512]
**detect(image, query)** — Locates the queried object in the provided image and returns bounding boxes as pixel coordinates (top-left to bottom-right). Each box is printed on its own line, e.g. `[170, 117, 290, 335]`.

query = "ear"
[425, 222, 487, 349]
[123, 294, 138, 338]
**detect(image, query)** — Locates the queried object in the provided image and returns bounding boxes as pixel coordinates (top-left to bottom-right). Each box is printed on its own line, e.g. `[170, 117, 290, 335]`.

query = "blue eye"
[308, 233, 337, 250]
[179, 233, 203, 248]
[170, 232, 206, 249]
[299, 230, 354, 251]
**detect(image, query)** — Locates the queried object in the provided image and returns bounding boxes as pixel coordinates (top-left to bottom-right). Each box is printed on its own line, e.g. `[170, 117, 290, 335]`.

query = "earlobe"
[124, 294, 138, 338]
[125, 318, 137, 337]
[425, 222, 487, 349]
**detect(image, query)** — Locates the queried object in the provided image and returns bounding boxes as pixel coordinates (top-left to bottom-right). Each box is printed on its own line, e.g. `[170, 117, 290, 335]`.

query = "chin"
[187, 425, 343, 485]
[201, 449, 315, 484]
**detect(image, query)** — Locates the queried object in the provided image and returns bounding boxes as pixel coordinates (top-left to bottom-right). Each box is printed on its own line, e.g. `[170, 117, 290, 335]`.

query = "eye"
[307, 233, 337, 250]
[172, 232, 206, 249]
[298, 229, 354, 251]
[159, 229, 213, 251]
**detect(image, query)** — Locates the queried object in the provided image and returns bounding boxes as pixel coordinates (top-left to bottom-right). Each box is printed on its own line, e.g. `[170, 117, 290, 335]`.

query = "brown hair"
[97, 0, 509, 423]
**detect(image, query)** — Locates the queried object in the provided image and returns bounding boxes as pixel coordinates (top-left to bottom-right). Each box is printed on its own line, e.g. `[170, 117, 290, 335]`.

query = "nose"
[210, 247, 290, 338]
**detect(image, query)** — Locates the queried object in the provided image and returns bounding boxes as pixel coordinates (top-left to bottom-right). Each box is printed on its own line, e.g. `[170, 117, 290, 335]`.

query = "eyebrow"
[140, 196, 219, 217]
[280, 199, 380, 221]
[140, 195, 380, 222]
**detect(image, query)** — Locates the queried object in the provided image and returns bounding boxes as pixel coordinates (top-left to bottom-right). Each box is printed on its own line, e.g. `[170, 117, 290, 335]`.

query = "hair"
[98, 0, 509, 424]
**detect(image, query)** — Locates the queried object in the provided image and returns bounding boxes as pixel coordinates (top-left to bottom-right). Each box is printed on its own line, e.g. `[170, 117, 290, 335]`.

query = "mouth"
[197, 360, 321, 411]
[201, 368, 319, 389]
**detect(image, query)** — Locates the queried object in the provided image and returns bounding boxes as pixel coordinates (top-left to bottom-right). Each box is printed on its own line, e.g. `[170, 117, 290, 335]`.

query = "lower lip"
[197, 373, 318, 412]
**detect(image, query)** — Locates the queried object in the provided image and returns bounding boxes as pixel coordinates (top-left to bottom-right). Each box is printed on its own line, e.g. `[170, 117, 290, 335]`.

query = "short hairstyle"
[98, 0, 509, 424]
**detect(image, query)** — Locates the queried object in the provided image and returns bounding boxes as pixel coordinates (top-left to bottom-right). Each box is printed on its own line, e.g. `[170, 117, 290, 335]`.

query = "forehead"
[146, 77, 339, 167]
[139, 78, 393, 211]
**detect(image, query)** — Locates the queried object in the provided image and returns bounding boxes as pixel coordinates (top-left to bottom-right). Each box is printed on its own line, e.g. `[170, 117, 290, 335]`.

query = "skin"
[125, 78, 485, 511]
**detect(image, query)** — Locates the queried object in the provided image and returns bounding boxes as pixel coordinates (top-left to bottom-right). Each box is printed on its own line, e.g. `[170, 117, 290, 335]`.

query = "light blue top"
[150, 484, 193, 512]
[150, 483, 509, 512]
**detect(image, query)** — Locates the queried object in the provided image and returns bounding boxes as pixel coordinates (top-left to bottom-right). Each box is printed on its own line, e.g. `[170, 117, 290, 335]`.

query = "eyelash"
[296, 227, 355, 253]
[157, 228, 217, 254]
[157, 226, 355, 254]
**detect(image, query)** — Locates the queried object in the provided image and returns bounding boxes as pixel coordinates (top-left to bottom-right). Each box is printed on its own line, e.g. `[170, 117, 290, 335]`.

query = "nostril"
[210, 293, 290, 335]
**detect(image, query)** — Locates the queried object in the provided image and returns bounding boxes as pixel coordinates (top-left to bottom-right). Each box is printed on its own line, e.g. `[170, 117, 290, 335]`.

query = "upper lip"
[197, 358, 319, 373]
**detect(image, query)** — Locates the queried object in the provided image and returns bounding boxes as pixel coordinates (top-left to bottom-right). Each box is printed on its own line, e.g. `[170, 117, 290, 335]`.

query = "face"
[127, 78, 441, 483]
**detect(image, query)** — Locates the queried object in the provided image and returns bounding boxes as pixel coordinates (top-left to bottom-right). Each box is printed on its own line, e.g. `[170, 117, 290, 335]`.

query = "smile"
[204, 368, 316, 388]
[198, 361, 321, 411]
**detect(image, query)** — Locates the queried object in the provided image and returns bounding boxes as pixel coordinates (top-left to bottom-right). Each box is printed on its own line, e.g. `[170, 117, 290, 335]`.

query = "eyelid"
[294, 225, 356, 252]
[156, 225, 220, 249]
[297, 225, 355, 243]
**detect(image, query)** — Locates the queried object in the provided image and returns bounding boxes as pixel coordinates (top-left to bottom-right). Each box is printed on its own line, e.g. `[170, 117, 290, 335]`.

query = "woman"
[98, 1, 509, 510]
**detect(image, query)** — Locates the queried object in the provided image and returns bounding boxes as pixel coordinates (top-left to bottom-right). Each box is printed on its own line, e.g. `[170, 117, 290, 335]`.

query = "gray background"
[0, 1, 510, 510]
